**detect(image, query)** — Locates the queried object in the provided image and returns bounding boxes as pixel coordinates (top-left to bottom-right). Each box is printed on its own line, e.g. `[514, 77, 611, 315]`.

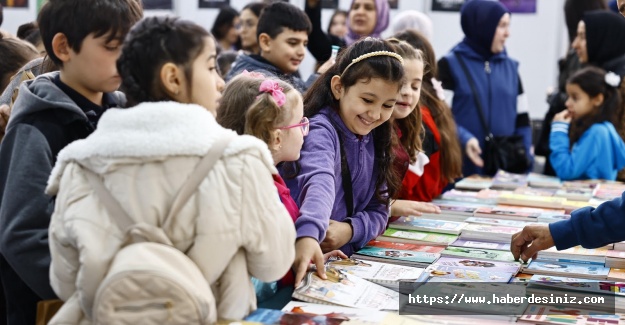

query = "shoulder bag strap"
[329, 118, 354, 216]
[453, 52, 494, 140]
[165, 132, 236, 221]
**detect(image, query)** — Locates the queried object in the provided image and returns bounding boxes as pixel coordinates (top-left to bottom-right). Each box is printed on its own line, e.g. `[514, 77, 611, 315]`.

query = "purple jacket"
[279, 107, 389, 256]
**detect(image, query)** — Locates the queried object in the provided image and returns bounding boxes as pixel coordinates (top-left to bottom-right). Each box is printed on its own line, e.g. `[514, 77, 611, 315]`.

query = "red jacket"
[273, 174, 298, 287]
[399, 106, 448, 202]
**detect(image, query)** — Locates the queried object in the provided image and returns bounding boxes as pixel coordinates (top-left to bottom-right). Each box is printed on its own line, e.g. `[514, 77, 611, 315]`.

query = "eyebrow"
[207, 54, 216, 62]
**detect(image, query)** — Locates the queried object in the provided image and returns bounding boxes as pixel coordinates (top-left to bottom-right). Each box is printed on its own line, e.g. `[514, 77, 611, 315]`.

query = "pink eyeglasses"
[278, 117, 309, 136]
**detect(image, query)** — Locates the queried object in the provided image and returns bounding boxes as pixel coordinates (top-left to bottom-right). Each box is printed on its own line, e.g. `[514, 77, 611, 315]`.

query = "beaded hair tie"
[340, 51, 404, 76]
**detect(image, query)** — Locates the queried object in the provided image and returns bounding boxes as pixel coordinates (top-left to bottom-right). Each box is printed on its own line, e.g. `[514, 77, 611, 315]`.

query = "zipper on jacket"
[486, 61, 492, 131]
[484, 61, 491, 74]
[114, 301, 173, 313]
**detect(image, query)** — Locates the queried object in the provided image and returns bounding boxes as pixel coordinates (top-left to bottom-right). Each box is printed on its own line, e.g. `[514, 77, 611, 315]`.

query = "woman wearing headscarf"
[438, 0, 532, 176]
[304, 0, 389, 63]
[536, 0, 608, 176]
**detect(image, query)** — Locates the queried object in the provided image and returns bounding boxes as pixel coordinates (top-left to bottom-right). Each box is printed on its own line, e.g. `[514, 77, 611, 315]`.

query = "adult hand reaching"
[510, 225, 555, 263]
[466, 137, 484, 167]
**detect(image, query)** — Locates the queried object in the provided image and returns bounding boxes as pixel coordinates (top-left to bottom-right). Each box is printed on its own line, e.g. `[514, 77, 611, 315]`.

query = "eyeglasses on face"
[277, 117, 309, 136]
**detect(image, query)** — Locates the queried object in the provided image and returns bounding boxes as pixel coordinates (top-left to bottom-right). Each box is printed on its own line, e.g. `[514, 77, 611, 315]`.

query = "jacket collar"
[47, 101, 276, 194]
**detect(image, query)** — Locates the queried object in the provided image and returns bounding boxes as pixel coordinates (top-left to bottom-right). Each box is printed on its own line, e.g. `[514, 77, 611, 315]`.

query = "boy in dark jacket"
[225, 2, 316, 93]
[0, 1, 142, 324]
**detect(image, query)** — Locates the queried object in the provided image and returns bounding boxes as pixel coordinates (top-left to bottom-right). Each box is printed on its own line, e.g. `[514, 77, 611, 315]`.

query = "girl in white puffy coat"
[46, 16, 295, 324]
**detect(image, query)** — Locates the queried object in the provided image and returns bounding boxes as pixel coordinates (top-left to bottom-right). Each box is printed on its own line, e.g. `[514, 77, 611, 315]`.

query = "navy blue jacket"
[439, 42, 532, 176]
[225, 54, 316, 93]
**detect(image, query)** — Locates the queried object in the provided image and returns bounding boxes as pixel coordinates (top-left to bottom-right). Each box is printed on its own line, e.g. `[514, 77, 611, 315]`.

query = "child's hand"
[293, 237, 326, 287]
[320, 220, 353, 252]
[391, 200, 441, 217]
[323, 250, 348, 263]
[553, 110, 572, 123]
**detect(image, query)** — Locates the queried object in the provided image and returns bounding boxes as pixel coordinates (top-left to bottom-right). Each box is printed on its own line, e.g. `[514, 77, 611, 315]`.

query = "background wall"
[2, 0, 568, 119]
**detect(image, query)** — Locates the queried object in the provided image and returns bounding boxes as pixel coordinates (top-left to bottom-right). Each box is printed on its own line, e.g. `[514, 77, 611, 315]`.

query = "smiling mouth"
[396, 102, 410, 108]
[358, 115, 374, 126]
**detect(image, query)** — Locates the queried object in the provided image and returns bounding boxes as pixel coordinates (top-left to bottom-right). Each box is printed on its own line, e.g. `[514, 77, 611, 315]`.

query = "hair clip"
[605, 71, 621, 88]
[258, 79, 286, 107]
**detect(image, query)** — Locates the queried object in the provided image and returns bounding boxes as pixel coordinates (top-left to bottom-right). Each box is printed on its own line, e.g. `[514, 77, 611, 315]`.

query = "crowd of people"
[2, 0, 625, 324]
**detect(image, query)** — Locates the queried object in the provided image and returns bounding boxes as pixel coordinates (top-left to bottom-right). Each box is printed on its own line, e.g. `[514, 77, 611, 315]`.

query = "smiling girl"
[280, 38, 404, 286]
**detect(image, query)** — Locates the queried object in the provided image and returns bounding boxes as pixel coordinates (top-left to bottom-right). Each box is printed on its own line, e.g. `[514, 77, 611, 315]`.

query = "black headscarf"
[584, 11, 625, 67]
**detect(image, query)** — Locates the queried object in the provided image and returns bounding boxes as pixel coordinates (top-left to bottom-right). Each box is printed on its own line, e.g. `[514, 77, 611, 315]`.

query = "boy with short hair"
[0, 1, 142, 324]
[225, 2, 314, 92]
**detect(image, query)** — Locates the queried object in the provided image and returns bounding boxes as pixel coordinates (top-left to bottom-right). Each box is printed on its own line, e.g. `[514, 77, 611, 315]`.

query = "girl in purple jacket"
[280, 38, 405, 286]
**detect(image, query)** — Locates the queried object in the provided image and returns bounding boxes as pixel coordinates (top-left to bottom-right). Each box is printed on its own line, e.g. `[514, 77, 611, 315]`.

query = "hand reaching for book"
[294, 237, 326, 287]
[510, 225, 555, 263]
[391, 200, 441, 217]
[465, 138, 484, 168]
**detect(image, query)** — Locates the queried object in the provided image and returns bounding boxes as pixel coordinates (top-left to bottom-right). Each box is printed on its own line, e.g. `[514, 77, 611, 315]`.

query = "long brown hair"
[394, 29, 463, 182]
[299, 37, 404, 203]
[387, 38, 423, 164]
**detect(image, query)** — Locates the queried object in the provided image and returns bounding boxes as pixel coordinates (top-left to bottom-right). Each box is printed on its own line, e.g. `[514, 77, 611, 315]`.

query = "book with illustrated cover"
[509, 272, 533, 283]
[497, 193, 567, 209]
[379, 229, 458, 246]
[328, 258, 425, 286]
[292, 269, 400, 310]
[459, 224, 522, 241]
[527, 173, 563, 189]
[490, 170, 528, 190]
[464, 217, 529, 228]
[280, 302, 425, 325]
[554, 188, 593, 202]
[440, 246, 516, 262]
[388, 217, 467, 235]
[424, 265, 514, 282]
[454, 175, 493, 191]
[537, 214, 571, 223]
[513, 187, 558, 197]
[523, 260, 610, 279]
[353, 246, 439, 267]
[537, 246, 607, 265]
[450, 238, 511, 251]
[527, 274, 625, 296]
[364, 240, 445, 254]
[562, 200, 598, 214]
[519, 305, 625, 325]
[593, 183, 625, 200]
[432, 256, 521, 273]
[473, 207, 540, 221]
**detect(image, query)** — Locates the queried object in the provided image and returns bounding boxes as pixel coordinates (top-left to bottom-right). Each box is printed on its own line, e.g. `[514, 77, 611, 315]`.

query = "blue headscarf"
[460, 0, 510, 60]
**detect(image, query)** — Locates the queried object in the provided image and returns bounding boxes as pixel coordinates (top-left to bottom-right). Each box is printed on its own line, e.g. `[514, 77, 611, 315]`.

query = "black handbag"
[454, 53, 530, 176]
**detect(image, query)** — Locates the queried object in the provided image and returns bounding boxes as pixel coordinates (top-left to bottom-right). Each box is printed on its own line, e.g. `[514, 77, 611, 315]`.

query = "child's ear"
[160, 62, 185, 100]
[330, 75, 343, 100]
[271, 129, 282, 152]
[258, 33, 272, 54]
[51, 33, 71, 63]
[592, 93, 605, 107]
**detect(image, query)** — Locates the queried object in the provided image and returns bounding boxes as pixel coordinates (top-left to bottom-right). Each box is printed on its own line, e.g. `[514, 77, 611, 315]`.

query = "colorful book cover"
[528, 274, 625, 296]
[425, 265, 513, 282]
[520, 305, 625, 325]
[441, 246, 516, 262]
[328, 258, 424, 285]
[436, 203, 478, 215]
[538, 246, 607, 265]
[354, 246, 439, 264]
[450, 238, 511, 251]
[491, 170, 528, 190]
[498, 193, 567, 208]
[524, 261, 610, 278]
[473, 207, 540, 219]
[454, 175, 493, 190]
[381, 228, 458, 245]
[280, 302, 425, 325]
[292, 270, 400, 310]
[364, 240, 445, 254]
[554, 188, 593, 201]
[514, 187, 558, 197]
[433, 256, 521, 273]
[388, 217, 466, 234]
[464, 217, 529, 228]
[461, 224, 522, 238]
[527, 173, 563, 189]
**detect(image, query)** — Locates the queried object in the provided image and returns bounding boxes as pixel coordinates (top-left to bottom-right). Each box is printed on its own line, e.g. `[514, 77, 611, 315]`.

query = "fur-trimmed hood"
[47, 101, 276, 194]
